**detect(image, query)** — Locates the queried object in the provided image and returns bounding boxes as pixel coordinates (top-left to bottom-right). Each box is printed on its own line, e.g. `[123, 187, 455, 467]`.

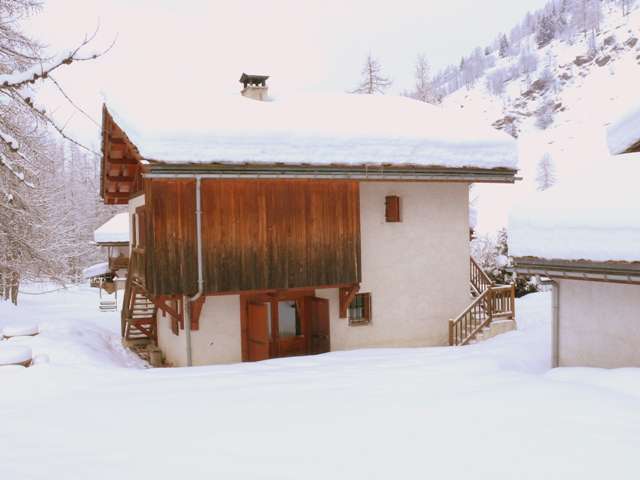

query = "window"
[348, 293, 371, 326]
[385, 195, 401, 222]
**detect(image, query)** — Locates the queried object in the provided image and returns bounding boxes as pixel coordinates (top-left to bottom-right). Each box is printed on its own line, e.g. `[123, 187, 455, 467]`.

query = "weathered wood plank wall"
[144, 179, 197, 295]
[144, 179, 361, 296]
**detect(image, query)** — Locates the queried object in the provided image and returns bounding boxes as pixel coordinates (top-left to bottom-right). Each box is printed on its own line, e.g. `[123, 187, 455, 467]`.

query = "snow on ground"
[110, 93, 518, 169]
[1, 287, 640, 479]
[0, 284, 144, 369]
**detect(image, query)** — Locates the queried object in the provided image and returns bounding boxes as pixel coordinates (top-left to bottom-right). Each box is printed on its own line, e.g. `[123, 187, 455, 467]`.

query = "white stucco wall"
[157, 295, 242, 367]
[320, 181, 470, 350]
[558, 279, 640, 368]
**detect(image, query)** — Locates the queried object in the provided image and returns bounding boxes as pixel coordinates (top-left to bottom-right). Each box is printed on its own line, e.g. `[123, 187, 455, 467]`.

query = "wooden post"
[510, 283, 516, 320]
[448, 319, 454, 346]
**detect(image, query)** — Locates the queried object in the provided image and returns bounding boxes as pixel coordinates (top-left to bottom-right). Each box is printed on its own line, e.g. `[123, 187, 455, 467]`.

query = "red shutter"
[385, 196, 401, 222]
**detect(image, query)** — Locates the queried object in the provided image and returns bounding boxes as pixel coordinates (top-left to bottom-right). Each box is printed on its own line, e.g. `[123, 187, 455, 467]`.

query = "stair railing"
[449, 288, 493, 346]
[470, 257, 494, 295]
[449, 283, 516, 346]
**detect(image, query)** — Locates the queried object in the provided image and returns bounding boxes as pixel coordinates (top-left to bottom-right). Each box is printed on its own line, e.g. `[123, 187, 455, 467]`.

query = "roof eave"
[511, 256, 640, 285]
[144, 162, 519, 184]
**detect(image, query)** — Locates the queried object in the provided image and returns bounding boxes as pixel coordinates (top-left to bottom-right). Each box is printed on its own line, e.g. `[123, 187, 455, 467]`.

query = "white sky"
[27, 0, 548, 148]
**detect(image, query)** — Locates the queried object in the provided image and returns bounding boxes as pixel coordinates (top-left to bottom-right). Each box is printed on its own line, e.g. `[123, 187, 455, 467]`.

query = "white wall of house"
[319, 181, 471, 350]
[558, 279, 640, 368]
[157, 295, 242, 367]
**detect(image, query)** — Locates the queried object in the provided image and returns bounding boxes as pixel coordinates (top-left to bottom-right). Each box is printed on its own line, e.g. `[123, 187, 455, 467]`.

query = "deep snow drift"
[1, 286, 640, 480]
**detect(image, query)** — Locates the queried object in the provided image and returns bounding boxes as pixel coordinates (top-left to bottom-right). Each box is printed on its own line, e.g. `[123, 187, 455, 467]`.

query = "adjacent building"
[510, 102, 640, 368]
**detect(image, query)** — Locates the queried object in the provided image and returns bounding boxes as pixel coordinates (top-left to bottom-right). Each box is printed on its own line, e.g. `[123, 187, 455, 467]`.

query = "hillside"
[438, 3, 640, 234]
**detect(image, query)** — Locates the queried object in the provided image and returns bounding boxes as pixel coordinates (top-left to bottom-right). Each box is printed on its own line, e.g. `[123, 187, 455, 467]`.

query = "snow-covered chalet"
[99, 74, 519, 366]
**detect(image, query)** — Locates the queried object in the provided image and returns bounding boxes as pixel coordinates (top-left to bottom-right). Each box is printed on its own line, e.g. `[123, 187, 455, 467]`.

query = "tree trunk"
[10, 271, 19, 305]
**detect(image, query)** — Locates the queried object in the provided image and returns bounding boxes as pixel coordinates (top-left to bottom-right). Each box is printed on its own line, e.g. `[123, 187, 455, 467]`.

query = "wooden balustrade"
[488, 284, 516, 320]
[470, 257, 494, 295]
[449, 283, 516, 346]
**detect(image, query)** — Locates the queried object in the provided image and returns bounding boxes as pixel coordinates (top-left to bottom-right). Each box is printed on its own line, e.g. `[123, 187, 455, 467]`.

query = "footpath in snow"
[1, 286, 639, 480]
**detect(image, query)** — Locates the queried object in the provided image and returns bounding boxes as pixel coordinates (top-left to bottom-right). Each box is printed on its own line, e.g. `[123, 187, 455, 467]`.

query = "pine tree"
[536, 14, 556, 48]
[498, 34, 510, 57]
[350, 53, 392, 94]
[536, 152, 556, 190]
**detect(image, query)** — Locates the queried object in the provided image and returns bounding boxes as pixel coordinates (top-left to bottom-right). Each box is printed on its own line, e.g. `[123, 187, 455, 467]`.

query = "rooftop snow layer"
[109, 94, 518, 169]
[94, 213, 129, 244]
[607, 99, 640, 155]
[82, 262, 109, 279]
[509, 153, 640, 263]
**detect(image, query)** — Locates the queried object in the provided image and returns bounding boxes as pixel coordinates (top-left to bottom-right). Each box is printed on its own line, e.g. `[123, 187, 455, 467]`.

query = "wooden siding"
[144, 179, 361, 296]
[144, 179, 198, 295]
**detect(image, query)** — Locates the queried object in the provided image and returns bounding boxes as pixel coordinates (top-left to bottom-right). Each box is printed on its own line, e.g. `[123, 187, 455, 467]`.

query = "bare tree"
[408, 53, 437, 103]
[536, 152, 556, 191]
[0, 0, 109, 304]
[350, 53, 392, 94]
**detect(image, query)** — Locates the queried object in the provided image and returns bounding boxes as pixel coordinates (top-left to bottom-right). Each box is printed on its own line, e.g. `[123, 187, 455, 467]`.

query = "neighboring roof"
[509, 153, 640, 265]
[94, 213, 129, 244]
[108, 93, 518, 172]
[607, 99, 640, 155]
[82, 262, 109, 279]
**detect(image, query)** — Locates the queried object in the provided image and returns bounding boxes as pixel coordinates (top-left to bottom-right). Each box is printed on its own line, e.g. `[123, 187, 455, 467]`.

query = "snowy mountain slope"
[440, 5, 640, 234]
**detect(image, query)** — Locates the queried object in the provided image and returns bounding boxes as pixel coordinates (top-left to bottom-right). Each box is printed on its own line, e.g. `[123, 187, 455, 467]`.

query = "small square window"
[348, 293, 371, 326]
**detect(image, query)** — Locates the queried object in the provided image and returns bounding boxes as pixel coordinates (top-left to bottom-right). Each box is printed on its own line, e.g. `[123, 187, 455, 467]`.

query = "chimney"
[239, 73, 269, 101]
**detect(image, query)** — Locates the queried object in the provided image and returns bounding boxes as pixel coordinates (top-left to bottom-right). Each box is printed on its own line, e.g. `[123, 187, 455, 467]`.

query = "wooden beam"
[106, 176, 135, 183]
[108, 157, 138, 166]
[105, 191, 131, 199]
[339, 284, 359, 318]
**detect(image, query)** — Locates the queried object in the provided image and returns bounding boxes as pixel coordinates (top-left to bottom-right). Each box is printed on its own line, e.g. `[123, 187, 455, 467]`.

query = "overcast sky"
[28, 0, 548, 147]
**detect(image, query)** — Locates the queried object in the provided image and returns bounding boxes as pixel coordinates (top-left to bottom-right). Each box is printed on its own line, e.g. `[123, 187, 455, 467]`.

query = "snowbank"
[2, 323, 38, 338]
[607, 99, 640, 155]
[0, 345, 31, 365]
[82, 262, 109, 279]
[0, 284, 146, 369]
[509, 153, 640, 262]
[109, 93, 518, 170]
[94, 212, 129, 244]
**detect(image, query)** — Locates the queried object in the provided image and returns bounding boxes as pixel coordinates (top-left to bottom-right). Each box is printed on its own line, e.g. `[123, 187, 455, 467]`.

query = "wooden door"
[308, 297, 330, 355]
[247, 303, 270, 361]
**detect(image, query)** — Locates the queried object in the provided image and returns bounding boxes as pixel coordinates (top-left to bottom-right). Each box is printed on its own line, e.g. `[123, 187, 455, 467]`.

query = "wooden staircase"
[448, 258, 516, 346]
[123, 282, 158, 344]
[121, 246, 158, 346]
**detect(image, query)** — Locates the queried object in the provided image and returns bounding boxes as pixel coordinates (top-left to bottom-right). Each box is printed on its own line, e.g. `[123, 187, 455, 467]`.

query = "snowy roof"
[607, 99, 640, 155]
[509, 153, 640, 263]
[82, 262, 109, 279]
[109, 94, 518, 170]
[94, 213, 129, 244]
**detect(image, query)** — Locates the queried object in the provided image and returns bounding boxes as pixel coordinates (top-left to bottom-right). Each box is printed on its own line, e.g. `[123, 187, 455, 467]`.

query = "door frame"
[240, 288, 316, 361]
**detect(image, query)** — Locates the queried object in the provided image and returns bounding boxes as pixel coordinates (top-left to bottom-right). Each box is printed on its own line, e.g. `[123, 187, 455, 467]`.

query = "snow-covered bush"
[471, 229, 538, 298]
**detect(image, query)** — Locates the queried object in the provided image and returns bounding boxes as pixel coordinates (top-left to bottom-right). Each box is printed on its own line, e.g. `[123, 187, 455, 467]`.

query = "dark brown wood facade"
[143, 178, 362, 296]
